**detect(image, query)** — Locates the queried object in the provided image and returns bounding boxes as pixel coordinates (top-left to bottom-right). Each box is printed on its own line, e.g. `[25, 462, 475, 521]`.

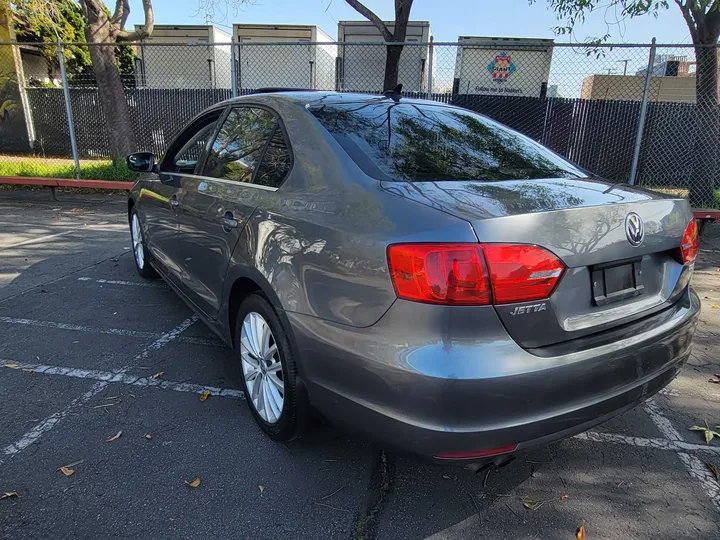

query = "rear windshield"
[310, 101, 585, 182]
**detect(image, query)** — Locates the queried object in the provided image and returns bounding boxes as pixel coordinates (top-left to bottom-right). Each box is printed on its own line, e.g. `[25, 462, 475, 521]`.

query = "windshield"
[310, 101, 585, 182]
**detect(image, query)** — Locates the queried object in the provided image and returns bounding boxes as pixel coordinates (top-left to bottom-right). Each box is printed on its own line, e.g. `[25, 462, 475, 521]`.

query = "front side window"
[164, 113, 221, 173]
[202, 107, 278, 184]
[310, 101, 585, 182]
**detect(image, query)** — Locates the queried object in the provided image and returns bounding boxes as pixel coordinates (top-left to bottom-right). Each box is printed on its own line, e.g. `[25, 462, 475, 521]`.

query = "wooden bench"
[0, 176, 133, 200]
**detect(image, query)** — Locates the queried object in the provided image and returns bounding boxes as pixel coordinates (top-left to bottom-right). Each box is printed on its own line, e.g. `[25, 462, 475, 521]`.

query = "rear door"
[174, 105, 293, 318]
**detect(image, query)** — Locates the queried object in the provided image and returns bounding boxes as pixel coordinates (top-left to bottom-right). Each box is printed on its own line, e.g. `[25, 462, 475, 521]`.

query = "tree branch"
[115, 0, 154, 40]
[675, 0, 699, 41]
[343, 0, 394, 41]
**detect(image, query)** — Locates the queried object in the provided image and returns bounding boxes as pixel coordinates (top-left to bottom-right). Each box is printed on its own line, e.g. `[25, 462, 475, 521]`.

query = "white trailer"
[453, 36, 554, 98]
[135, 25, 232, 89]
[233, 24, 336, 91]
[337, 21, 433, 93]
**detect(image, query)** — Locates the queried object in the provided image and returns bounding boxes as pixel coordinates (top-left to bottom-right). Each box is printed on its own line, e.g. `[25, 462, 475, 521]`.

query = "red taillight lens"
[387, 244, 492, 305]
[679, 219, 699, 265]
[387, 243, 565, 306]
[482, 244, 565, 304]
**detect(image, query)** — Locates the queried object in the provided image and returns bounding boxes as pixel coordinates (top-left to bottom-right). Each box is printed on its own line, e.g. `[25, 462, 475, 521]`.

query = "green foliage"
[12, 0, 135, 83]
[0, 158, 137, 180]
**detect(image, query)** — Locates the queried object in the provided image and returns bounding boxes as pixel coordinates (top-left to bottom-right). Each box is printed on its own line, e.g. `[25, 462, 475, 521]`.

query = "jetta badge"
[625, 212, 644, 246]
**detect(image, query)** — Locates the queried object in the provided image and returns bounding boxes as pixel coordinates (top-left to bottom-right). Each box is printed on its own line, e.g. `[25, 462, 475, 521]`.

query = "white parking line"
[0, 316, 225, 348]
[573, 430, 720, 455]
[643, 399, 720, 512]
[0, 231, 74, 250]
[0, 316, 198, 465]
[1, 360, 244, 400]
[77, 277, 166, 288]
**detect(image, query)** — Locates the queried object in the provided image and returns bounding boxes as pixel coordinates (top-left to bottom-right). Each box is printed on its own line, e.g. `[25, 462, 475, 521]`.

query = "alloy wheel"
[131, 213, 144, 270]
[240, 311, 285, 424]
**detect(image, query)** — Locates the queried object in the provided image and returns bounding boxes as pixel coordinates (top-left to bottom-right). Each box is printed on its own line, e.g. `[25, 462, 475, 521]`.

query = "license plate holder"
[591, 258, 644, 306]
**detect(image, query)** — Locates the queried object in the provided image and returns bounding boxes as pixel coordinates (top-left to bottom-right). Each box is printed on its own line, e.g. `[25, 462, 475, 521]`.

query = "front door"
[155, 110, 223, 286]
[174, 105, 293, 318]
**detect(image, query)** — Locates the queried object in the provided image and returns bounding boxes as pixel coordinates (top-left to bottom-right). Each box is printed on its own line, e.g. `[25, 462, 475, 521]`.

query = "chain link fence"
[0, 40, 718, 206]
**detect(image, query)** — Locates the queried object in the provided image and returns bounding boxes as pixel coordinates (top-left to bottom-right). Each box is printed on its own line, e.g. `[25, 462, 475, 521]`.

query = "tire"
[235, 293, 309, 442]
[129, 208, 158, 280]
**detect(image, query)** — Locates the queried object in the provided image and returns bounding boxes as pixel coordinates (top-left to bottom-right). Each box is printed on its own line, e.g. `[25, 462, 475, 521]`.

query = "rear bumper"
[288, 287, 700, 461]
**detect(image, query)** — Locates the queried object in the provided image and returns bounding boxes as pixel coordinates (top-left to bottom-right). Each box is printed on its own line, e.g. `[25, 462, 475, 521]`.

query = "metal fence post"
[629, 37, 656, 186]
[426, 36, 434, 98]
[230, 40, 238, 98]
[57, 40, 80, 180]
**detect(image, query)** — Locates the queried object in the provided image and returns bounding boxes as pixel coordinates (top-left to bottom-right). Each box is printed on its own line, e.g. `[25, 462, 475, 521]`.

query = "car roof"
[219, 90, 455, 110]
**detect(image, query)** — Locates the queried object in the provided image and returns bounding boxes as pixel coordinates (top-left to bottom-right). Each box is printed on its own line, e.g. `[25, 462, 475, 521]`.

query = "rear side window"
[202, 107, 291, 187]
[310, 102, 584, 182]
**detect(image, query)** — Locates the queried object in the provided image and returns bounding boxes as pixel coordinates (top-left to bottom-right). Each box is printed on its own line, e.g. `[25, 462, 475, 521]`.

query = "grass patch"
[0, 158, 137, 181]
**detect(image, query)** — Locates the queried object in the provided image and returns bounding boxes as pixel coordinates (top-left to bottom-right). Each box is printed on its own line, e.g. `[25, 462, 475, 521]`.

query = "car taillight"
[387, 244, 492, 305]
[387, 243, 565, 306]
[482, 244, 565, 304]
[678, 219, 699, 265]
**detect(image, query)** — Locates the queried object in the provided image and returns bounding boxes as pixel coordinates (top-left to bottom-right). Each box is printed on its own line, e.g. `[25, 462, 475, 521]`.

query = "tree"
[12, 0, 135, 86]
[344, 0, 414, 91]
[534, 0, 719, 206]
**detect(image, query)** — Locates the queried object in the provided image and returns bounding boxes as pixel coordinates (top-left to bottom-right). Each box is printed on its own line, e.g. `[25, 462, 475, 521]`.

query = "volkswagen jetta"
[126, 91, 700, 464]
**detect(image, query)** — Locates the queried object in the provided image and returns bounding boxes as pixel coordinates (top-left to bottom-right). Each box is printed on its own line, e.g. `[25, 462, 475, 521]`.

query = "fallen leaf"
[145, 433, 152, 440]
[707, 462, 719, 480]
[106, 431, 122, 442]
[59, 466, 74, 476]
[200, 390, 210, 402]
[150, 372, 164, 379]
[712, 305, 720, 310]
[5, 364, 18, 368]
[689, 425, 720, 444]
[185, 478, 201, 488]
[709, 378, 720, 384]
[0, 492, 18, 500]
[576, 521, 586, 540]
[258, 485, 264, 494]
[520, 495, 544, 510]
[560, 494, 569, 500]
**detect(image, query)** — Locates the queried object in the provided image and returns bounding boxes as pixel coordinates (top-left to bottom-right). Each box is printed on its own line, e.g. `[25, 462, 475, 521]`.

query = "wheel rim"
[131, 214, 144, 270]
[240, 312, 284, 424]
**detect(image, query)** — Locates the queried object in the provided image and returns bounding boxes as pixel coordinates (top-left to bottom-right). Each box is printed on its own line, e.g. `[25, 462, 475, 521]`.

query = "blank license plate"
[591, 259, 644, 306]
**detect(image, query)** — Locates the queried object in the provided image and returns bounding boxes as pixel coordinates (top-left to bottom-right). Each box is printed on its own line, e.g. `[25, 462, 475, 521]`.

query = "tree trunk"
[82, 1, 136, 162]
[688, 43, 719, 208]
[383, 44, 404, 91]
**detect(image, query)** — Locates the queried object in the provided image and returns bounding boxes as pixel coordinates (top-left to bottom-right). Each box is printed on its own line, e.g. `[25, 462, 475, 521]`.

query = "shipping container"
[453, 36, 554, 98]
[337, 21, 433, 93]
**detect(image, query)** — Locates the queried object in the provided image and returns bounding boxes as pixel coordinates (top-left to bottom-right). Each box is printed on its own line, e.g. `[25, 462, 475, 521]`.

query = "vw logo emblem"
[625, 212, 644, 246]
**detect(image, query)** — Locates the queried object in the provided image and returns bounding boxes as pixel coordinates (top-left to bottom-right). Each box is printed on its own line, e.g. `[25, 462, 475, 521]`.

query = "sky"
[122, 0, 694, 45]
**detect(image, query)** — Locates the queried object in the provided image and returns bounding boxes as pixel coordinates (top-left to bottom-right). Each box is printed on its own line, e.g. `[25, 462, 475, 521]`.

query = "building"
[452, 36, 554, 98]
[337, 21, 433, 93]
[233, 24, 336, 90]
[135, 25, 232, 89]
[19, 45, 60, 86]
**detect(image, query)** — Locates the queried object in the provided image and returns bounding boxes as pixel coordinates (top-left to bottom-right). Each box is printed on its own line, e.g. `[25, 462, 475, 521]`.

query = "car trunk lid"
[383, 177, 694, 348]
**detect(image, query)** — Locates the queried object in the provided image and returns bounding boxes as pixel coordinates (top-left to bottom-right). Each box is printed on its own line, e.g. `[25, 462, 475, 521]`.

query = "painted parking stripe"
[643, 399, 720, 512]
[0, 316, 225, 348]
[573, 430, 720, 456]
[1, 360, 244, 400]
[0, 316, 199, 465]
[77, 277, 166, 288]
[0, 231, 74, 250]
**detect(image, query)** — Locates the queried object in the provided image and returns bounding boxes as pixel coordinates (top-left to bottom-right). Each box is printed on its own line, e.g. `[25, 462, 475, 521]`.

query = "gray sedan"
[126, 90, 700, 464]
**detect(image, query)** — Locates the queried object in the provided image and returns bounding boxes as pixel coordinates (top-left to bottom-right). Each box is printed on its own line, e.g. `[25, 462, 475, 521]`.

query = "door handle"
[222, 211, 239, 232]
[170, 195, 179, 208]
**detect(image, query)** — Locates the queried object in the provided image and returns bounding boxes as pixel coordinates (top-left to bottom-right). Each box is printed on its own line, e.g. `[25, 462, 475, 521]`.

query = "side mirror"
[127, 152, 157, 173]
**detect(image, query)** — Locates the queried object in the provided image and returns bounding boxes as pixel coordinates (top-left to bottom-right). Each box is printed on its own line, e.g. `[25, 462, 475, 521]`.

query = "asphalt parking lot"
[1, 189, 719, 540]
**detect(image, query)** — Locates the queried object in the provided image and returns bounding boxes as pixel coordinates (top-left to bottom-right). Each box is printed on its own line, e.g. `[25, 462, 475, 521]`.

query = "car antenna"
[383, 84, 403, 101]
